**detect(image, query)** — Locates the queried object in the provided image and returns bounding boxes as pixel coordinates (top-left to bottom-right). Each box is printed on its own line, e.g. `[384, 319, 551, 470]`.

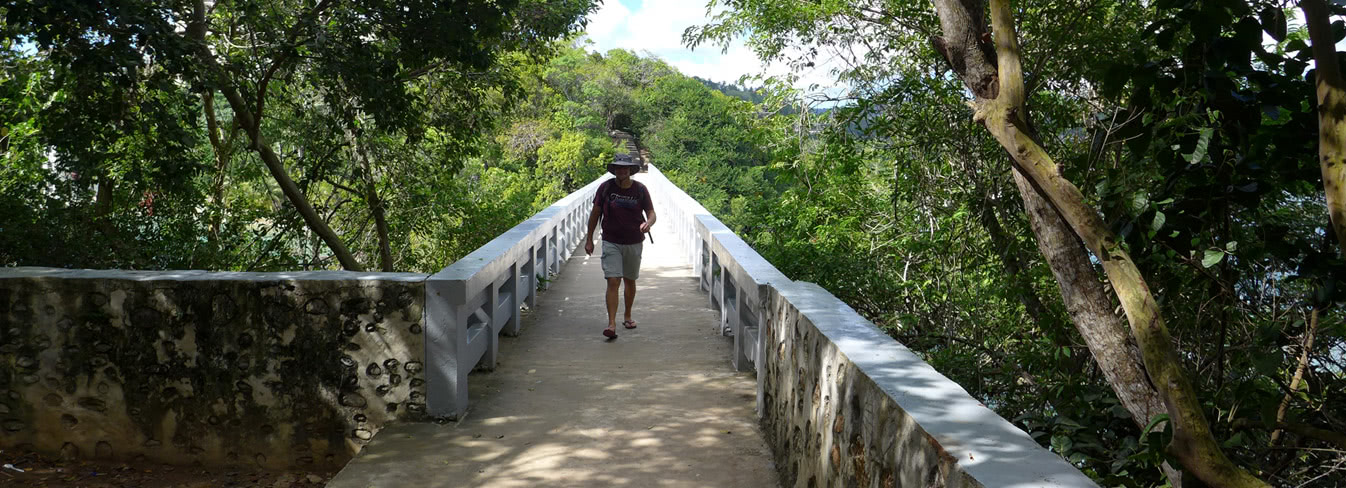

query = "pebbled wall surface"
[758, 281, 1097, 488]
[761, 283, 975, 488]
[0, 268, 427, 471]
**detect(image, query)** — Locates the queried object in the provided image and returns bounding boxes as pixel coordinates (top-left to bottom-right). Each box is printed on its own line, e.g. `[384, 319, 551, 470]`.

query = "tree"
[927, 0, 1263, 484]
[690, 0, 1344, 485]
[3, 0, 596, 270]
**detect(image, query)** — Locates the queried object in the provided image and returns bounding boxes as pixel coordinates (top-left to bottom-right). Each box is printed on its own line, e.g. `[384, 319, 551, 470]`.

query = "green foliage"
[5, 1, 1344, 484]
[693, 77, 767, 104]
[690, 0, 1345, 485]
[0, 0, 599, 271]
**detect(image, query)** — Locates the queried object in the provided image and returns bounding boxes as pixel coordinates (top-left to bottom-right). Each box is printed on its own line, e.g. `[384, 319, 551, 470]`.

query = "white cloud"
[585, 0, 631, 42]
[668, 43, 762, 84]
[586, 0, 712, 57]
[583, 0, 849, 103]
[583, 1, 767, 84]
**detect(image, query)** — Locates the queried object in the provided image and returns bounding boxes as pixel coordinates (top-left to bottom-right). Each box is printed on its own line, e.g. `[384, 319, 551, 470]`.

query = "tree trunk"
[929, 0, 1265, 485]
[346, 127, 394, 272]
[93, 174, 118, 244]
[365, 172, 394, 272]
[1272, 308, 1319, 444]
[1302, 0, 1346, 254]
[1009, 169, 1182, 483]
[202, 91, 235, 244]
[1009, 169, 1166, 420]
[89, 174, 143, 267]
[187, 0, 363, 271]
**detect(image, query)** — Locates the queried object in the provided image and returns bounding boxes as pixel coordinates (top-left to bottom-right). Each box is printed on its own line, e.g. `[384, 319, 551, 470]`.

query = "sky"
[583, 1, 1320, 102]
[582, 0, 842, 95]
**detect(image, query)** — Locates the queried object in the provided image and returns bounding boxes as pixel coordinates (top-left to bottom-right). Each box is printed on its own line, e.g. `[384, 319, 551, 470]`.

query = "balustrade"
[637, 165, 1097, 487]
[424, 176, 601, 419]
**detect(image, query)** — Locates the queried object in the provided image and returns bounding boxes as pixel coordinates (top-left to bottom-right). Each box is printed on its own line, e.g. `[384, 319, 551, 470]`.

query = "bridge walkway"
[328, 234, 779, 487]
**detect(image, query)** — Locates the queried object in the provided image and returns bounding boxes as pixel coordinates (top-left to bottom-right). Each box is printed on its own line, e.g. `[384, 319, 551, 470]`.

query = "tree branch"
[255, 0, 335, 124]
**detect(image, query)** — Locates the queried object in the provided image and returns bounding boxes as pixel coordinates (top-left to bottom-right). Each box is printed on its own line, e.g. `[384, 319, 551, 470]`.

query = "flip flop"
[603, 328, 617, 339]
[622, 320, 637, 329]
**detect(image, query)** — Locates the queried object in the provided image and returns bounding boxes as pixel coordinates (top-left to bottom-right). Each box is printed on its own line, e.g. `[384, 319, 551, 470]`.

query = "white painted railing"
[638, 165, 1098, 487]
[641, 166, 790, 377]
[424, 175, 603, 419]
[422, 163, 1097, 486]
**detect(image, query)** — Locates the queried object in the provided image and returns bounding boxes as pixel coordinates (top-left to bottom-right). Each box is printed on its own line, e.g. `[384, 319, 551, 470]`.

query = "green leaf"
[1226, 241, 1238, 252]
[1201, 249, 1225, 268]
[1183, 127, 1214, 164]
[1151, 211, 1166, 231]
[1253, 352, 1283, 377]
[1141, 413, 1170, 436]
[1130, 193, 1149, 213]
[1051, 433, 1074, 453]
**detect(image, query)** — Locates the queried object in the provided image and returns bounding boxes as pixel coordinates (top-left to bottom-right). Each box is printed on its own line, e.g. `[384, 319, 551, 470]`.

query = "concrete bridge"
[0, 167, 1097, 487]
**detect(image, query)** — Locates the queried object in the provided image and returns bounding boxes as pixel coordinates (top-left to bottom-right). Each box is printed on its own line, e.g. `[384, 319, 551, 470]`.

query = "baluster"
[425, 283, 475, 419]
[501, 262, 521, 336]
[477, 282, 498, 372]
[523, 245, 537, 308]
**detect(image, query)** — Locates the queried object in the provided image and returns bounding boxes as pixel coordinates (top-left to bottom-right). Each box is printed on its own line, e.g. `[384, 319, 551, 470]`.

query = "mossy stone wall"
[0, 268, 427, 470]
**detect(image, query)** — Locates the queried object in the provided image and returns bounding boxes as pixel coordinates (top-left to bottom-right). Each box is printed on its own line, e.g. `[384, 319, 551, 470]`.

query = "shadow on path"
[328, 237, 778, 488]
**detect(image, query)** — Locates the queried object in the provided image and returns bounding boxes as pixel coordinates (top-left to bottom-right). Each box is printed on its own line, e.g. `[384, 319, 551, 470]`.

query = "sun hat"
[608, 153, 640, 173]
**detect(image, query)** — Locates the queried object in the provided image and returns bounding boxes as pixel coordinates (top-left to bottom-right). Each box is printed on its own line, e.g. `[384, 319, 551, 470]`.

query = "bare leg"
[623, 277, 637, 323]
[605, 277, 621, 332]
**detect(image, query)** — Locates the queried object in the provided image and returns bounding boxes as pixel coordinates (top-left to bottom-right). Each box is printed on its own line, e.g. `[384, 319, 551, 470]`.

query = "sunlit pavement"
[327, 234, 779, 488]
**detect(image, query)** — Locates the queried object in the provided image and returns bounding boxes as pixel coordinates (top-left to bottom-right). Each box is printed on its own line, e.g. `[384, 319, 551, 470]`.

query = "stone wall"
[761, 281, 1097, 488]
[0, 267, 427, 471]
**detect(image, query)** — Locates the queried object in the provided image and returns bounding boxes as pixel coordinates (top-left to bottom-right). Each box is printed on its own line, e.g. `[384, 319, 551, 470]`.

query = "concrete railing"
[642, 166, 790, 376]
[641, 165, 1097, 487]
[424, 175, 604, 419]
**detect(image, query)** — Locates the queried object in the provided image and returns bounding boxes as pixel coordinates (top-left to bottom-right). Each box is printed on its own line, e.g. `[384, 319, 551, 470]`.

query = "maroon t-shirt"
[594, 179, 653, 245]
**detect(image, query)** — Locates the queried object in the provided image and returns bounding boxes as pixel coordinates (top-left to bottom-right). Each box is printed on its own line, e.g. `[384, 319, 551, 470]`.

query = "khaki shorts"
[601, 241, 643, 280]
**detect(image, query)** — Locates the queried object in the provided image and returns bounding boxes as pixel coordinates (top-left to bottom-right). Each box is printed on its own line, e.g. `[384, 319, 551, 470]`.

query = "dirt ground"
[0, 450, 337, 488]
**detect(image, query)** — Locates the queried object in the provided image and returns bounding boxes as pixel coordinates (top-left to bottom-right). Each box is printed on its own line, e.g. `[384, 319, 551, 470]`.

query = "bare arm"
[586, 205, 602, 241]
[640, 187, 656, 232]
[640, 207, 657, 232]
[584, 205, 601, 255]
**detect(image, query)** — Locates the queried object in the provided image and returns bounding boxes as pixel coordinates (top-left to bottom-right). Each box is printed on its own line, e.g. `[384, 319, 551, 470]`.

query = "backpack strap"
[596, 179, 612, 220]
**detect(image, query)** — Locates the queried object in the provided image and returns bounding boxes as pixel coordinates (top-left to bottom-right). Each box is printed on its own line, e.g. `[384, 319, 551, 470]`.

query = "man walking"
[584, 154, 656, 339]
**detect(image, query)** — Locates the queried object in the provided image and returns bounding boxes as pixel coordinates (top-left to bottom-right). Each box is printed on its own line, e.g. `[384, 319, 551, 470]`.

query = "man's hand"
[639, 222, 651, 233]
[584, 240, 594, 255]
